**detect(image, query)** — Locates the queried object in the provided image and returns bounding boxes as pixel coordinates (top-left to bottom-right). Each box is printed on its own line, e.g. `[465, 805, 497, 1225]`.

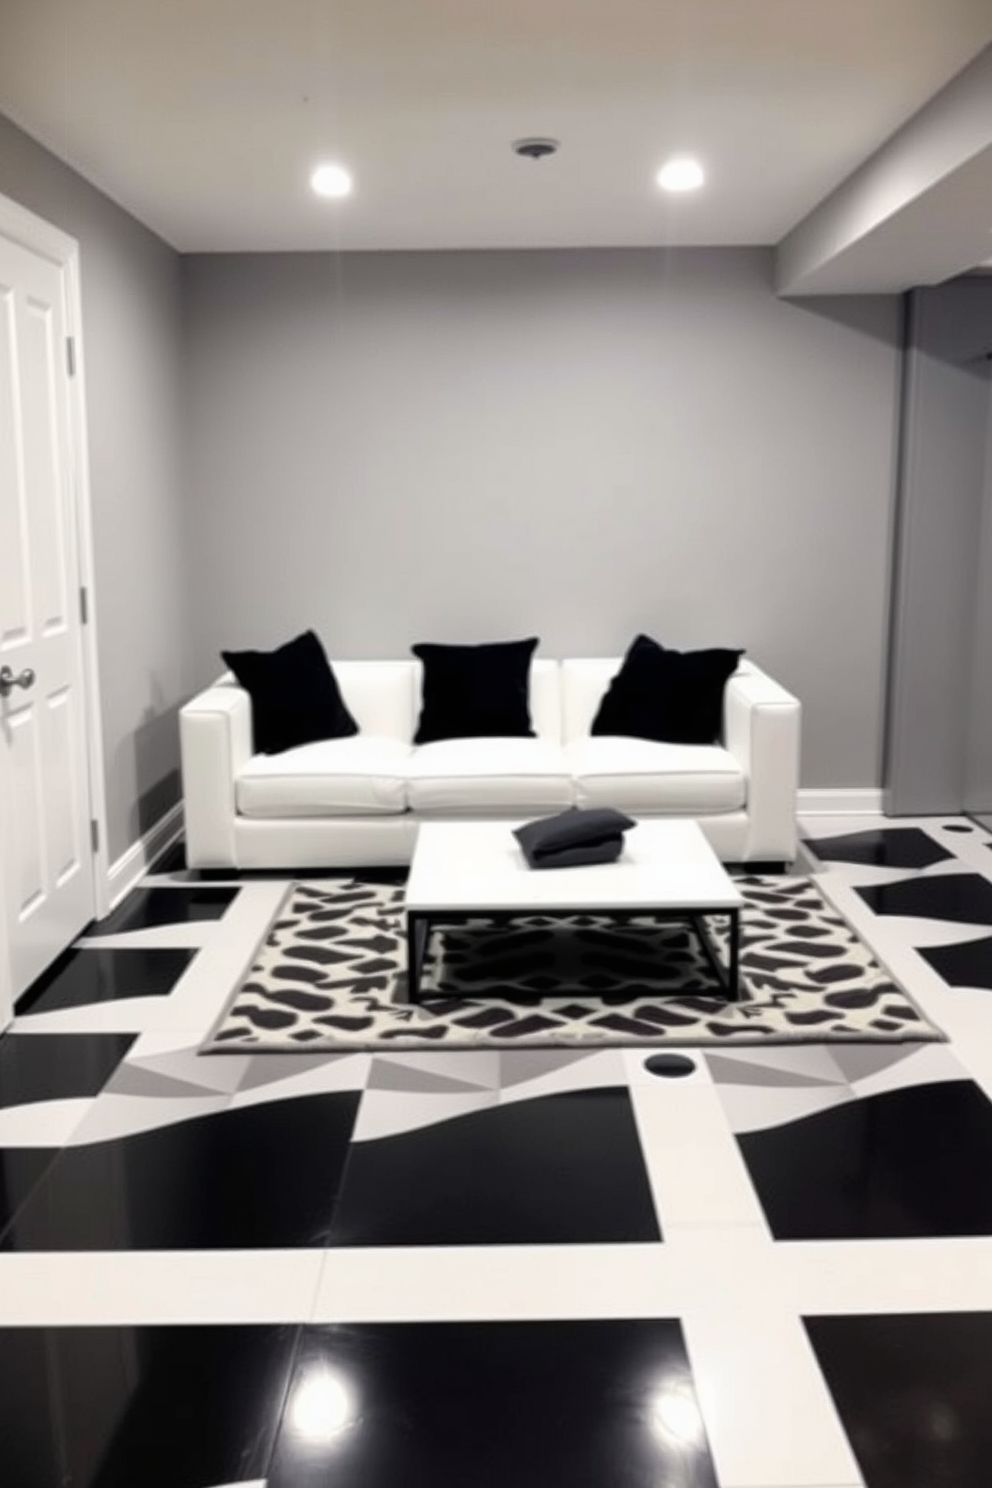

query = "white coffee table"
[404, 818, 744, 1004]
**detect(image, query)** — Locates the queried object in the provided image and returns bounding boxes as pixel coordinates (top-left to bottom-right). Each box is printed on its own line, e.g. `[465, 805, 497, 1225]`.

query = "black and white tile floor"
[4, 819, 992, 1485]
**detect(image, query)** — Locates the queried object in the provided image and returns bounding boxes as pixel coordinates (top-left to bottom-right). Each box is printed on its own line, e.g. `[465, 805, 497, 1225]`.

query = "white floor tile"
[712, 1082, 854, 1136]
[120, 1028, 253, 1090]
[80, 923, 220, 950]
[918, 854, 992, 877]
[846, 915, 992, 948]
[799, 813, 888, 839]
[769, 1236, 992, 1314]
[659, 1225, 781, 1305]
[0, 1097, 93, 1147]
[158, 880, 292, 1031]
[311, 1243, 680, 1322]
[0, 1250, 325, 1325]
[630, 1084, 769, 1230]
[12, 999, 186, 1036]
[918, 820, 992, 872]
[683, 1302, 863, 1488]
[351, 1087, 497, 1142]
[810, 862, 935, 888]
[494, 1048, 630, 1104]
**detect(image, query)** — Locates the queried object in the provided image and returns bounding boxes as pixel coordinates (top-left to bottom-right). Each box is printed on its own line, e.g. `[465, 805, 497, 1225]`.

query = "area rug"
[202, 876, 944, 1052]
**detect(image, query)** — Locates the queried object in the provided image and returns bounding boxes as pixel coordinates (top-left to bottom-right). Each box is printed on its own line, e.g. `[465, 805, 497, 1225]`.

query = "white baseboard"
[797, 788, 884, 816]
[106, 803, 184, 909]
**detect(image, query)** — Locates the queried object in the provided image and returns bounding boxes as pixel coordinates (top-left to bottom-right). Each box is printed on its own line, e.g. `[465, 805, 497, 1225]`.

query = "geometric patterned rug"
[202, 876, 944, 1053]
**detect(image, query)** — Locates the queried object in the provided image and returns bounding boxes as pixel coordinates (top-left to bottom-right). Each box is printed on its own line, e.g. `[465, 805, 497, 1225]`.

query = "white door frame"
[0, 822, 10, 1021]
[0, 190, 109, 921]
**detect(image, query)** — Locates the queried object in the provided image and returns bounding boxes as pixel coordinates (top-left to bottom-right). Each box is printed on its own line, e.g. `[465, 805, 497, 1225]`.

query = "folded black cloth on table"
[513, 807, 636, 869]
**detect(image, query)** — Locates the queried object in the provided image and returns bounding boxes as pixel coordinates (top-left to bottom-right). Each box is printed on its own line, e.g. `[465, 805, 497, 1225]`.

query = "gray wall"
[183, 248, 900, 787]
[964, 359, 992, 822]
[0, 112, 187, 860]
[886, 277, 992, 814]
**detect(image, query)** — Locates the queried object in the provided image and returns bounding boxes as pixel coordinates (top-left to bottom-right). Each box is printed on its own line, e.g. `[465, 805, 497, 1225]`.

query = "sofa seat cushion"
[566, 737, 745, 813]
[236, 736, 412, 818]
[407, 739, 574, 814]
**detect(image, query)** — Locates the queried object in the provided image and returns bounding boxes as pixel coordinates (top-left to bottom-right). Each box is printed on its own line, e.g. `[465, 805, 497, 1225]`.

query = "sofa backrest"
[560, 659, 621, 742]
[216, 655, 756, 747]
[528, 659, 563, 743]
[334, 661, 417, 741]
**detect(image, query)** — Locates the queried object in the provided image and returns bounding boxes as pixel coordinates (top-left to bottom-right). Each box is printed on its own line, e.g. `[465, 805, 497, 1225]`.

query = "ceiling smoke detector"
[512, 137, 560, 160]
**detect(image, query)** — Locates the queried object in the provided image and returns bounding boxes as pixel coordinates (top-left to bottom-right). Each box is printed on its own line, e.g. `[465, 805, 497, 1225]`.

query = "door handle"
[0, 665, 36, 699]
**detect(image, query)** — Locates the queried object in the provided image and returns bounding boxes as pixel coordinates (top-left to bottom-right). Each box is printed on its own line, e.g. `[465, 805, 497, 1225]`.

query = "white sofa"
[179, 658, 801, 870]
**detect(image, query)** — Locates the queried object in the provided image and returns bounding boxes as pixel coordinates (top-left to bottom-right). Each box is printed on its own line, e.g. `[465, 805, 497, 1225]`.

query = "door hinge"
[80, 586, 89, 625]
[66, 335, 76, 377]
[90, 819, 99, 854]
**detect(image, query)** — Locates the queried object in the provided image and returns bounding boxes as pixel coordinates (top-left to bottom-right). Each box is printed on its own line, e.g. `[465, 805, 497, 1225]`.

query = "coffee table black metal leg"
[690, 910, 741, 1003]
[406, 912, 429, 1004]
[726, 907, 740, 1002]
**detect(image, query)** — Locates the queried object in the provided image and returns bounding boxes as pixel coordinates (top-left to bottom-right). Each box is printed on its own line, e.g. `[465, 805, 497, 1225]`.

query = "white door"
[0, 228, 96, 1026]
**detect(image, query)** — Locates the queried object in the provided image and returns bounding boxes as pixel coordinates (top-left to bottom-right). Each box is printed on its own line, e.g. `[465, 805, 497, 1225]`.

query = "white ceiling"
[1, 0, 992, 268]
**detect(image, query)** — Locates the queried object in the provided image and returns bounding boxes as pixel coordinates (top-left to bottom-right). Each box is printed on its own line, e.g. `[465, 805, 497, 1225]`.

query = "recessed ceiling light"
[656, 157, 705, 193]
[310, 163, 353, 199]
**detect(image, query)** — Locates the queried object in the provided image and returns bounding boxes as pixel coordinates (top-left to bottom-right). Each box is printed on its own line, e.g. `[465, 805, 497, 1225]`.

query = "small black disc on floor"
[643, 1053, 696, 1078]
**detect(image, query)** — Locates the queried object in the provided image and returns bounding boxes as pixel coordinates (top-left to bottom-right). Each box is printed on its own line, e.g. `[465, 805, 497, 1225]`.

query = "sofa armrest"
[180, 684, 253, 868]
[723, 665, 801, 861]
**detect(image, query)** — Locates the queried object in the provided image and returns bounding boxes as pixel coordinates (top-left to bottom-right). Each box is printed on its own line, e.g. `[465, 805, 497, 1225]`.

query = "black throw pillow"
[591, 633, 743, 745]
[514, 807, 637, 868]
[412, 638, 539, 744]
[221, 629, 358, 754]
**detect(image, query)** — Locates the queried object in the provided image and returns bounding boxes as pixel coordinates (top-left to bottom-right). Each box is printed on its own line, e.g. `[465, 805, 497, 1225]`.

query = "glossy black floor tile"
[150, 839, 186, 872]
[0, 1149, 59, 1242]
[92, 884, 238, 934]
[328, 1088, 660, 1246]
[352, 865, 409, 885]
[0, 1033, 135, 1107]
[737, 1079, 992, 1239]
[0, 1323, 300, 1488]
[269, 1319, 716, 1488]
[806, 1312, 992, 1488]
[196, 865, 407, 884]
[805, 827, 952, 870]
[919, 934, 992, 989]
[16, 947, 197, 1014]
[856, 873, 992, 924]
[2, 1091, 360, 1250]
